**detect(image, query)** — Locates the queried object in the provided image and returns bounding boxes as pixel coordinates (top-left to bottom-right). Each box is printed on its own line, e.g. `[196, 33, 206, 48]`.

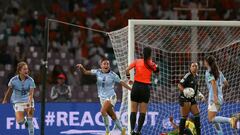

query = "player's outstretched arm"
[76, 64, 92, 75]
[2, 87, 13, 104]
[119, 80, 132, 91]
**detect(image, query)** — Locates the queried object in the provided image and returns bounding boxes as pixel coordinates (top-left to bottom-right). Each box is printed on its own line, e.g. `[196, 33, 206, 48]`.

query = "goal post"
[128, 20, 135, 134]
[109, 19, 240, 135]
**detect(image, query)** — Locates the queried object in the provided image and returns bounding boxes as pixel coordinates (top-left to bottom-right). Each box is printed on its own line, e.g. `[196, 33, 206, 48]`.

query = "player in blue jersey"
[2, 62, 36, 135]
[204, 55, 237, 135]
[76, 57, 132, 135]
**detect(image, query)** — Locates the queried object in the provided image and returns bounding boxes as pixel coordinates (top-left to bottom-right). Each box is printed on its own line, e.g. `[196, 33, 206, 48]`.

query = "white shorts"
[208, 103, 221, 112]
[13, 102, 34, 112]
[100, 95, 117, 107]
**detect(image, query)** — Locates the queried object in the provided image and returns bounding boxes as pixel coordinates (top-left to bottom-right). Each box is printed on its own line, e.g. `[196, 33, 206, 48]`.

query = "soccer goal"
[108, 20, 240, 135]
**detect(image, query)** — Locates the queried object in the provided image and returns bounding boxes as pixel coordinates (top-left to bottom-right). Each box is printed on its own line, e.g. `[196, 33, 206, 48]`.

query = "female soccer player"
[178, 62, 203, 135]
[76, 58, 131, 135]
[204, 55, 237, 135]
[126, 47, 159, 135]
[2, 62, 36, 135]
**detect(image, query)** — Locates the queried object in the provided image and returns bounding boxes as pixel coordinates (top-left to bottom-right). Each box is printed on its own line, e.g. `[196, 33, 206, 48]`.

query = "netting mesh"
[108, 22, 240, 135]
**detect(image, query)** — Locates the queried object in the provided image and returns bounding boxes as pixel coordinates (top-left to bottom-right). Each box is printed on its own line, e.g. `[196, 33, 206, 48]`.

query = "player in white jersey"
[76, 57, 132, 135]
[204, 56, 237, 135]
[2, 62, 36, 135]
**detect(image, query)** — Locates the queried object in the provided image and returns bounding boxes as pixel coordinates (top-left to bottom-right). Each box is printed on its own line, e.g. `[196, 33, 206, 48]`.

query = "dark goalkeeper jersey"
[179, 72, 199, 97]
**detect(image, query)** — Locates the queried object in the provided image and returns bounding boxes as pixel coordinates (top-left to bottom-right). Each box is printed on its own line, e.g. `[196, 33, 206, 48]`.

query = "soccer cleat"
[121, 127, 126, 135]
[230, 117, 237, 128]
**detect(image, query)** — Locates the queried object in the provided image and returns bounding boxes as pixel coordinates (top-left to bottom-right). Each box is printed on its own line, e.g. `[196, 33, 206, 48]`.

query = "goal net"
[108, 20, 240, 135]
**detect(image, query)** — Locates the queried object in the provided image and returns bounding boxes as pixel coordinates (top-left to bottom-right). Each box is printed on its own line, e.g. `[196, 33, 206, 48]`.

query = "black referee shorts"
[131, 81, 150, 103]
[179, 93, 197, 107]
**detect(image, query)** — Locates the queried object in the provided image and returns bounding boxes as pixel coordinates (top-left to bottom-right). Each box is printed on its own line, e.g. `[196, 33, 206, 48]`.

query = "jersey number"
[21, 90, 27, 96]
[102, 77, 106, 88]
[21, 84, 27, 96]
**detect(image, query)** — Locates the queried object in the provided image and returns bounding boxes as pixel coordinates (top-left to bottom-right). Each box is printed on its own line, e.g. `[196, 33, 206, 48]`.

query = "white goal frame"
[127, 19, 240, 134]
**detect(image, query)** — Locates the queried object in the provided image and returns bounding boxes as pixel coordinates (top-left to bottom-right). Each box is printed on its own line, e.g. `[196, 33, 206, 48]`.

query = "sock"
[130, 112, 137, 132]
[137, 113, 146, 133]
[17, 119, 26, 125]
[179, 117, 187, 135]
[113, 119, 123, 131]
[213, 123, 223, 135]
[102, 115, 110, 132]
[27, 117, 34, 135]
[194, 114, 201, 135]
[212, 116, 230, 123]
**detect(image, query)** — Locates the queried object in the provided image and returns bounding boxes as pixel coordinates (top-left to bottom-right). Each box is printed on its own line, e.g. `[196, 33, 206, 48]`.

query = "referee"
[126, 47, 159, 135]
[178, 62, 203, 135]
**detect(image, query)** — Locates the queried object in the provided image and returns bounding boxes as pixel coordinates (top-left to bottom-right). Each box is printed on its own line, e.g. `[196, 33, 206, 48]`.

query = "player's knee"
[100, 109, 107, 116]
[27, 110, 34, 117]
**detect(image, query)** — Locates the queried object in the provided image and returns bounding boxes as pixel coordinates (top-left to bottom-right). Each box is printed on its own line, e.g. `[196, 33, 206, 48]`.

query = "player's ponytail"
[143, 46, 155, 71]
[205, 55, 220, 80]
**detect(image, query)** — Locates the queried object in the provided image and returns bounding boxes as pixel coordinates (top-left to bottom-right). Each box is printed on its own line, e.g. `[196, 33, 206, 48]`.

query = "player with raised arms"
[178, 62, 204, 135]
[76, 57, 131, 135]
[204, 55, 237, 135]
[2, 61, 36, 135]
[126, 47, 159, 135]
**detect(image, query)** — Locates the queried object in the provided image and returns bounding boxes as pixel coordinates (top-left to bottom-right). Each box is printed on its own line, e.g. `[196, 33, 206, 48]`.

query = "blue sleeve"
[112, 72, 121, 83]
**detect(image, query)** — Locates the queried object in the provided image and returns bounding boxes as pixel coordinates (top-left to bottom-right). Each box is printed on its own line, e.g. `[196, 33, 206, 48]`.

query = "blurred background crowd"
[0, 0, 240, 102]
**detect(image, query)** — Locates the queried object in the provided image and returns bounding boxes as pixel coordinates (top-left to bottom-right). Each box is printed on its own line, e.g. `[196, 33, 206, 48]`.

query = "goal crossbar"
[128, 19, 240, 27]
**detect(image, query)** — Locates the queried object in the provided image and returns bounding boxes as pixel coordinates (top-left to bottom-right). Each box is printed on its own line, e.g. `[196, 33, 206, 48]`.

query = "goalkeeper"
[178, 62, 204, 135]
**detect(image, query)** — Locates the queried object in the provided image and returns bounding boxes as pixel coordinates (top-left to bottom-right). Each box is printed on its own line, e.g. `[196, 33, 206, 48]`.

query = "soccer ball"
[183, 87, 195, 98]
